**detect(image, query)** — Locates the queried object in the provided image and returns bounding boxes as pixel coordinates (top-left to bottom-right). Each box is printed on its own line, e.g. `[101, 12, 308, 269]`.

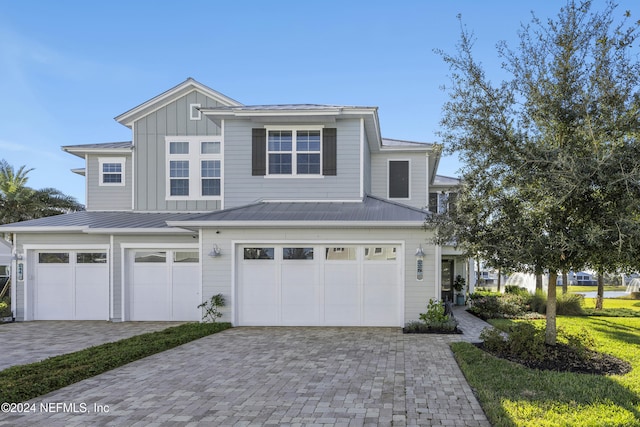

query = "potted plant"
[453, 275, 466, 306]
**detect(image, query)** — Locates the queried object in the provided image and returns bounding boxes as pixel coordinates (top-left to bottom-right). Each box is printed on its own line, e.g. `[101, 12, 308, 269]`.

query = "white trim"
[165, 136, 223, 201]
[387, 159, 412, 201]
[23, 244, 109, 251]
[131, 122, 136, 210]
[425, 154, 429, 209]
[115, 81, 242, 127]
[119, 243, 199, 250]
[220, 120, 225, 210]
[435, 245, 442, 300]
[98, 157, 126, 187]
[84, 154, 89, 207]
[190, 103, 202, 121]
[360, 118, 365, 199]
[264, 127, 323, 177]
[109, 234, 114, 320]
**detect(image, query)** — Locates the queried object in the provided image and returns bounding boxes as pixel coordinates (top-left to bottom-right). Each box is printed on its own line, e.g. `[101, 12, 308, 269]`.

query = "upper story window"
[429, 191, 457, 214]
[267, 129, 321, 175]
[99, 157, 125, 186]
[166, 137, 222, 200]
[388, 160, 410, 199]
[252, 127, 336, 177]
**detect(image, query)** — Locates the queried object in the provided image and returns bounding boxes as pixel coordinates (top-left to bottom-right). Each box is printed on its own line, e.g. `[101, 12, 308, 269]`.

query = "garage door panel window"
[174, 251, 199, 263]
[364, 246, 397, 261]
[38, 253, 69, 263]
[135, 251, 167, 263]
[77, 252, 107, 263]
[325, 247, 356, 261]
[283, 247, 314, 260]
[243, 248, 275, 260]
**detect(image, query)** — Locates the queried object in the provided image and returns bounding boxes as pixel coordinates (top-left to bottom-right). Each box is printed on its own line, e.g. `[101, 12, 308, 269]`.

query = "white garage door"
[34, 251, 109, 320]
[238, 245, 401, 326]
[128, 250, 200, 321]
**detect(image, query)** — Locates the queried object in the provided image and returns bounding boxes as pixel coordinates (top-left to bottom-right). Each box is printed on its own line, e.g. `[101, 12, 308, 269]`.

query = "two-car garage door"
[237, 244, 402, 326]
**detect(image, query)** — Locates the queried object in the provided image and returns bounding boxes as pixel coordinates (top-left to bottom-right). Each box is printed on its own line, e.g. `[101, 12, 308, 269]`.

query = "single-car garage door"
[237, 244, 401, 326]
[127, 250, 200, 321]
[34, 251, 109, 320]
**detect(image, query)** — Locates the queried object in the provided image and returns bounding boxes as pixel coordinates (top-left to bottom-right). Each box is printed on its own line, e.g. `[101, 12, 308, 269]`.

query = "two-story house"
[1, 78, 467, 326]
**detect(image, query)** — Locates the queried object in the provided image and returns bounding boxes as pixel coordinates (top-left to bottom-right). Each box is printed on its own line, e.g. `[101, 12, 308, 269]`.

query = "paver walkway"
[0, 309, 493, 426]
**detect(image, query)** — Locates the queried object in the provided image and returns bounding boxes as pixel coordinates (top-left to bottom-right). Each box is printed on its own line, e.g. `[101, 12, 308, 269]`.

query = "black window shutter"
[389, 160, 409, 198]
[322, 128, 337, 176]
[252, 128, 266, 176]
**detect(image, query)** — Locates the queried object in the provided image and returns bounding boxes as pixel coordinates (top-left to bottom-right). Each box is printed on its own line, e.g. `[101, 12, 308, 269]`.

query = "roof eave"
[166, 220, 425, 228]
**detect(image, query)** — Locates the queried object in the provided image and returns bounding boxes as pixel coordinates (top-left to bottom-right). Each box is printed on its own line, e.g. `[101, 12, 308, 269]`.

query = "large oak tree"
[432, 1, 640, 344]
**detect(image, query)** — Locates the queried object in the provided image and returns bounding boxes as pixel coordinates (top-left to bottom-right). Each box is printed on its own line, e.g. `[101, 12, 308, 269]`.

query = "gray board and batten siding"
[133, 90, 225, 212]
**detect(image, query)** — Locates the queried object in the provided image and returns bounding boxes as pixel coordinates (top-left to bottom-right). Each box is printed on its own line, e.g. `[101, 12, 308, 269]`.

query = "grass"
[0, 322, 231, 403]
[453, 303, 640, 426]
[568, 285, 627, 293]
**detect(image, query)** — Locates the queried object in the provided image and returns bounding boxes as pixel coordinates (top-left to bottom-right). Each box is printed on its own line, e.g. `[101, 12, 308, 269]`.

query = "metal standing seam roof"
[172, 195, 429, 224]
[0, 211, 203, 232]
[0, 197, 429, 232]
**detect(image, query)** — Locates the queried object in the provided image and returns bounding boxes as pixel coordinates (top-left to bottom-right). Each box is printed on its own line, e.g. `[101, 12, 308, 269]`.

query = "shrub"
[507, 322, 546, 361]
[198, 293, 225, 323]
[468, 292, 528, 319]
[557, 326, 595, 358]
[419, 298, 449, 324]
[479, 327, 506, 353]
[504, 285, 531, 297]
[556, 293, 584, 315]
[405, 298, 459, 333]
[0, 301, 10, 318]
[529, 290, 547, 314]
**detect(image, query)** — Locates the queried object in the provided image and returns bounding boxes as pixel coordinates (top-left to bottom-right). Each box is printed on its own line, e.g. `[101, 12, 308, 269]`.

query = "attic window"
[190, 103, 201, 121]
[388, 160, 410, 199]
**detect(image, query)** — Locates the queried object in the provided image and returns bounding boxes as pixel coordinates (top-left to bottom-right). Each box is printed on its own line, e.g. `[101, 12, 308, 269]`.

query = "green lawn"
[452, 300, 640, 426]
[568, 285, 627, 293]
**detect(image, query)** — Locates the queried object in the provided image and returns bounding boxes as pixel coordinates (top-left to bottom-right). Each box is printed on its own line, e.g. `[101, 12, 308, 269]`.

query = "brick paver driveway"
[0, 324, 489, 426]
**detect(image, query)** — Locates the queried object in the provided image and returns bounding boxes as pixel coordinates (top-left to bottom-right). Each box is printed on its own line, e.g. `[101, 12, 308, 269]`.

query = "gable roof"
[166, 195, 429, 228]
[114, 78, 242, 128]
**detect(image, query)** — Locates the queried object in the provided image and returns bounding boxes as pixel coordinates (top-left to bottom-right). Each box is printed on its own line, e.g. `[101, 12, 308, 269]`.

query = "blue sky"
[1, 0, 637, 204]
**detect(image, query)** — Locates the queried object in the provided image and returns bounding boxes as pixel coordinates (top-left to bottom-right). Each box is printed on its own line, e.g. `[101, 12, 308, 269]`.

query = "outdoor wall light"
[415, 245, 425, 258]
[12, 252, 23, 261]
[208, 244, 221, 257]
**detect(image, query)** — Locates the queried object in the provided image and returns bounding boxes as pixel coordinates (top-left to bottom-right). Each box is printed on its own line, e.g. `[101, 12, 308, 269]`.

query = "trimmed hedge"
[0, 322, 231, 403]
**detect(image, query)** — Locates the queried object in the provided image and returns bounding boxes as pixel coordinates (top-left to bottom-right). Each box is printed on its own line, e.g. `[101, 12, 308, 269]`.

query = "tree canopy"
[0, 159, 84, 225]
[430, 1, 640, 344]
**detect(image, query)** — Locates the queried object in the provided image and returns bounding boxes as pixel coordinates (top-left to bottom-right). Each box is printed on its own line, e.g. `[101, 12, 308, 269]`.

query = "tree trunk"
[545, 271, 558, 345]
[497, 268, 501, 292]
[536, 273, 543, 291]
[595, 271, 604, 310]
[562, 270, 568, 294]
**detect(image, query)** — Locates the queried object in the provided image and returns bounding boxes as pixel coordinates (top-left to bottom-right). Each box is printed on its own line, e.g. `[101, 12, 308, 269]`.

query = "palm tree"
[0, 159, 84, 224]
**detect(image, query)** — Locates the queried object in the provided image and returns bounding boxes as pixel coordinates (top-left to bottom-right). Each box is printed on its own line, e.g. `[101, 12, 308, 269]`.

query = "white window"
[166, 137, 223, 200]
[190, 103, 201, 121]
[98, 157, 125, 186]
[267, 127, 322, 176]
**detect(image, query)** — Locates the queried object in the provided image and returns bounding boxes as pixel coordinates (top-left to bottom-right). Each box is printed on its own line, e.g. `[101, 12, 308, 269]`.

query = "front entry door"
[441, 259, 454, 302]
